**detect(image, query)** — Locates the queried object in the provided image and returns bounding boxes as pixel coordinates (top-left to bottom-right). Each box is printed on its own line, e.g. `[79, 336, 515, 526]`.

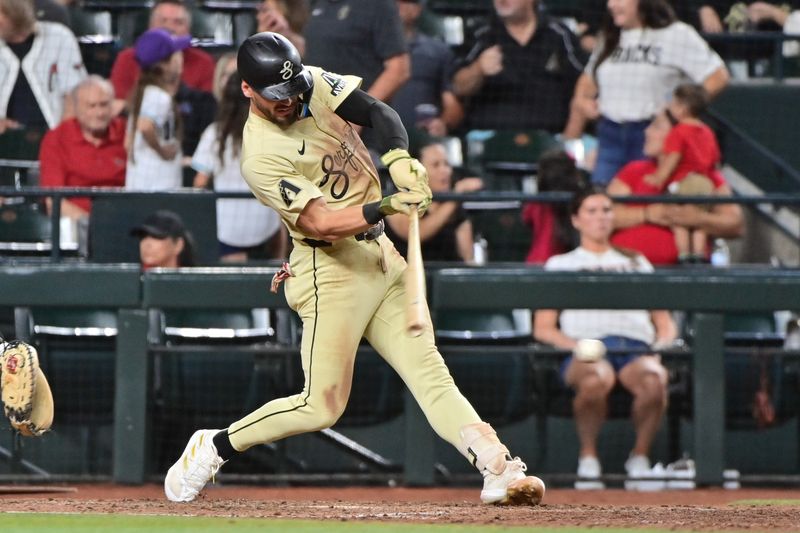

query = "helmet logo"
[280, 60, 293, 80]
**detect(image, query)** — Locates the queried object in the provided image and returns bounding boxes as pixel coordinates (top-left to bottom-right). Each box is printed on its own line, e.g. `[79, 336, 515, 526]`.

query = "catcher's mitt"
[0, 340, 54, 436]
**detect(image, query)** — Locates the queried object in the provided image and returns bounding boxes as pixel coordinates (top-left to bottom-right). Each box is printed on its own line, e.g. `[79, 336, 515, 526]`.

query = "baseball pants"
[227, 234, 482, 451]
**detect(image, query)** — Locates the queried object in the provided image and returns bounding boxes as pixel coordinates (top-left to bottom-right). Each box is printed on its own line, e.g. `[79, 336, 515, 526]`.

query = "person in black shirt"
[385, 140, 483, 262]
[453, 0, 586, 133]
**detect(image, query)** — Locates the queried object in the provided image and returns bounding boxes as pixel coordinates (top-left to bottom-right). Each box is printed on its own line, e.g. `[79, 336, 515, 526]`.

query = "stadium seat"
[15, 307, 118, 474]
[159, 308, 275, 345]
[0, 127, 44, 161]
[79, 37, 120, 78]
[0, 202, 52, 255]
[149, 306, 291, 473]
[467, 207, 532, 262]
[89, 195, 218, 264]
[435, 309, 534, 426]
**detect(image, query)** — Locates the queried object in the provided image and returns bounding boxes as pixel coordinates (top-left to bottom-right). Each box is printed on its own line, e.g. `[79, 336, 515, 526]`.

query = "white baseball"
[574, 339, 607, 362]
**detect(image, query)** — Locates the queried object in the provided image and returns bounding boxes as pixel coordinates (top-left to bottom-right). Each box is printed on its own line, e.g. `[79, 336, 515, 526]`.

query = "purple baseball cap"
[134, 28, 192, 69]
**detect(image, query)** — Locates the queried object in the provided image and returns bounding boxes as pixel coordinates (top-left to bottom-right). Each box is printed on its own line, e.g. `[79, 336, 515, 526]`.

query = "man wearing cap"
[38, 75, 126, 221]
[130, 210, 195, 269]
[109, 0, 214, 109]
[163, 31, 546, 508]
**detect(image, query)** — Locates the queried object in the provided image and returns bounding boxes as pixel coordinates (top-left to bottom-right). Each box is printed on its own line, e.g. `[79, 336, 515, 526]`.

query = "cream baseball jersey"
[240, 66, 382, 240]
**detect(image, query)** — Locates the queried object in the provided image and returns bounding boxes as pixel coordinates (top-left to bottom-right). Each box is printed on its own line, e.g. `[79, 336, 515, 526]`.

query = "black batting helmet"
[237, 32, 313, 100]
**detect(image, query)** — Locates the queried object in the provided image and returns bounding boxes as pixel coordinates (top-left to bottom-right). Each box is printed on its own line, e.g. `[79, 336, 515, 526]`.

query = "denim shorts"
[560, 335, 651, 384]
[591, 117, 650, 185]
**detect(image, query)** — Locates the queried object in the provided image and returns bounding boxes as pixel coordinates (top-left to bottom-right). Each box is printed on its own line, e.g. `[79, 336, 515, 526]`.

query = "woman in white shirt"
[563, 0, 729, 185]
[533, 186, 677, 489]
[192, 68, 285, 262]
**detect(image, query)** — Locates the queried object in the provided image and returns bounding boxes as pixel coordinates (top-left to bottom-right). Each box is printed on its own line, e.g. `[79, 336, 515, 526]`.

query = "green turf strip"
[0, 513, 719, 533]
[729, 499, 800, 507]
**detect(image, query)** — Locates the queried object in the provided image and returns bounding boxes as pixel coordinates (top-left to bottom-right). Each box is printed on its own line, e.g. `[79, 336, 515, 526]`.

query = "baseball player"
[164, 32, 545, 506]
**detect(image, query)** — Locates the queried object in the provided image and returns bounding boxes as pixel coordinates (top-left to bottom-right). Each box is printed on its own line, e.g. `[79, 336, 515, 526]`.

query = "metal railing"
[1, 187, 799, 262]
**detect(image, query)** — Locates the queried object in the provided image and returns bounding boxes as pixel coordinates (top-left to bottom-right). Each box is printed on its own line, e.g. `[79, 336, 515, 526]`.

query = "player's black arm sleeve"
[335, 89, 408, 153]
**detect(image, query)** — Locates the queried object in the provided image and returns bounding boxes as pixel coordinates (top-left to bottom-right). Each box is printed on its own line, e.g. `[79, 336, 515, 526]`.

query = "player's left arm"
[335, 89, 408, 153]
[336, 89, 430, 197]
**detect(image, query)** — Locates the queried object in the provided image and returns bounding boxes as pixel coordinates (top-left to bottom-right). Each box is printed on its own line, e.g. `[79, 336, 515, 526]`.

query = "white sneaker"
[164, 429, 226, 502]
[624, 455, 666, 491]
[481, 456, 545, 505]
[665, 457, 696, 490]
[575, 456, 605, 490]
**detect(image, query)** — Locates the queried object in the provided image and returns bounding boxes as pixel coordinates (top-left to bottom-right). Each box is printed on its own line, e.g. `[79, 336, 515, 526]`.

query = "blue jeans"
[591, 117, 650, 185]
[561, 335, 651, 384]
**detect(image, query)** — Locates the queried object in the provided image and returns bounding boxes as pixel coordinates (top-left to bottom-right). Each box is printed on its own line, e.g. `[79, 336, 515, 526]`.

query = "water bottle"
[710, 239, 730, 267]
[473, 235, 488, 265]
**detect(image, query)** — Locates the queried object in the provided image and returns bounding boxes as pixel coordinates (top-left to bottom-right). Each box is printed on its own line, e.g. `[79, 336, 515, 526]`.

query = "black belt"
[301, 220, 384, 248]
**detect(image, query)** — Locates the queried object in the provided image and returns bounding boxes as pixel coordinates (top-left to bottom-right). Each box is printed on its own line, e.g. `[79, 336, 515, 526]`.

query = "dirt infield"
[1, 484, 800, 530]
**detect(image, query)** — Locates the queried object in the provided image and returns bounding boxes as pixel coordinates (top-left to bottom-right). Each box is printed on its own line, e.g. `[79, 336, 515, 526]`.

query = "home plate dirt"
[1, 484, 799, 530]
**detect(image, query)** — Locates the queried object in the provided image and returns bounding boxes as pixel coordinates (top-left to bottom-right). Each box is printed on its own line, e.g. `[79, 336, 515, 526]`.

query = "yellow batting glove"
[379, 190, 432, 217]
[380, 148, 429, 192]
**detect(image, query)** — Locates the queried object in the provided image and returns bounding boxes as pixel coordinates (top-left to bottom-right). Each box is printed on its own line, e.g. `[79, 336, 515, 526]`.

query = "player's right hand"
[379, 190, 431, 217]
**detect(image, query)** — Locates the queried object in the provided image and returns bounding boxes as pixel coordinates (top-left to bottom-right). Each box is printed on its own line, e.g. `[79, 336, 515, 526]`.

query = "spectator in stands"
[304, 0, 409, 148]
[33, 0, 69, 26]
[644, 84, 721, 263]
[541, 0, 604, 53]
[109, 0, 214, 112]
[745, 2, 800, 58]
[391, 0, 463, 138]
[521, 149, 587, 264]
[38, 76, 126, 220]
[212, 52, 237, 102]
[608, 109, 744, 265]
[131, 209, 195, 269]
[192, 72, 287, 262]
[452, 0, 585, 133]
[562, 0, 730, 185]
[691, 1, 800, 33]
[124, 29, 186, 191]
[385, 140, 483, 262]
[256, 0, 308, 56]
[0, 0, 86, 133]
[533, 186, 677, 490]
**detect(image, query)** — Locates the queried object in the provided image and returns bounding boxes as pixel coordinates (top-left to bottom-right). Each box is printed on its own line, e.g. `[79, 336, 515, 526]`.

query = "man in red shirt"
[38, 76, 126, 220]
[109, 0, 214, 112]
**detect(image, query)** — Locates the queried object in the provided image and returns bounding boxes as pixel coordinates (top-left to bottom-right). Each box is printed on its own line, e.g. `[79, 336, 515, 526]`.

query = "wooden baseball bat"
[405, 205, 426, 337]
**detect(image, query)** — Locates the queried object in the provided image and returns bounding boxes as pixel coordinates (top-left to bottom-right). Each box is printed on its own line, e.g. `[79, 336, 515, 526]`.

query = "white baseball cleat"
[480, 456, 545, 505]
[164, 429, 226, 502]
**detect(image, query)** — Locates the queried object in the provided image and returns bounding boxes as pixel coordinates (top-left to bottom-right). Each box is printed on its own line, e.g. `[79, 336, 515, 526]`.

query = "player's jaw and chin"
[249, 91, 300, 127]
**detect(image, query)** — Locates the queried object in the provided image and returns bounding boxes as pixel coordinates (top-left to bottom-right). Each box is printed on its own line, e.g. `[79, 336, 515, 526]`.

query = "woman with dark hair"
[192, 71, 286, 262]
[534, 186, 677, 490]
[385, 140, 482, 262]
[562, 0, 730, 185]
[608, 109, 743, 265]
[521, 149, 587, 264]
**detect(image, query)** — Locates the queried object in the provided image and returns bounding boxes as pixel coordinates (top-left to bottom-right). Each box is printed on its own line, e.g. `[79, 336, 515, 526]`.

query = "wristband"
[363, 201, 385, 225]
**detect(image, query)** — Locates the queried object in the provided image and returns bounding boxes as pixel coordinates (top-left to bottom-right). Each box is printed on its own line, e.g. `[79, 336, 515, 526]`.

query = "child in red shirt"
[645, 84, 721, 262]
